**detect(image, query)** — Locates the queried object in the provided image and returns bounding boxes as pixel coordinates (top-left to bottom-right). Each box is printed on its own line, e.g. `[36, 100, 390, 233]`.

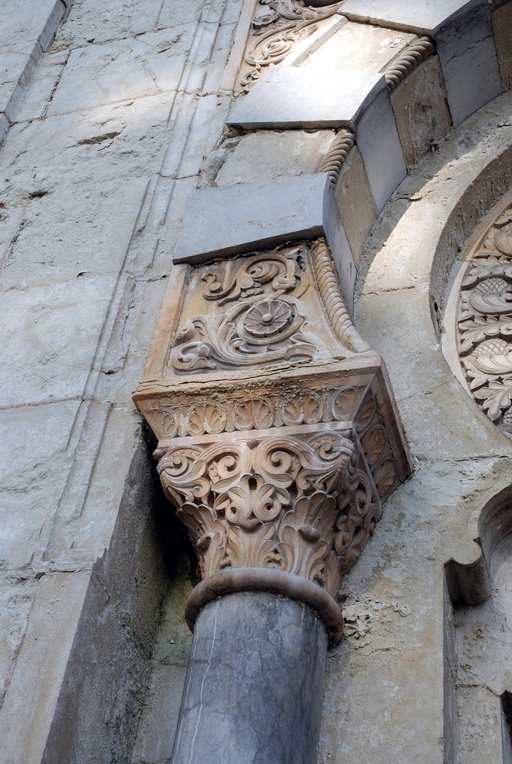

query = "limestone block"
[334, 146, 376, 267]
[47, 26, 196, 116]
[356, 88, 407, 213]
[493, 2, 512, 92]
[228, 66, 386, 129]
[0, 400, 79, 567]
[435, 3, 502, 127]
[5, 95, 171, 193]
[15, 50, 68, 122]
[0, 178, 148, 291]
[174, 173, 356, 303]
[340, 0, 483, 35]
[391, 56, 452, 170]
[215, 130, 336, 186]
[0, 274, 117, 407]
[0, 572, 90, 764]
[56, 0, 165, 47]
[298, 20, 416, 74]
[0, 0, 65, 47]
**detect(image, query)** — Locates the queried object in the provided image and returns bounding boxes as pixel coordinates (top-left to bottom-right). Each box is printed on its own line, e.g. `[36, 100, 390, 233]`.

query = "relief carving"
[158, 427, 380, 599]
[169, 240, 368, 376]
[458, 205, 512, 438]
[134, 238, 411, 641]
[237, 0, 344, 92]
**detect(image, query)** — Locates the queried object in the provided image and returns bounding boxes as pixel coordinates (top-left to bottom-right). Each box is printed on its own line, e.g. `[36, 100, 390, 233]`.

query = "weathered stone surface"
[391, 55, 452, 170]
[493, 2, 512, 92]
[215, 130, 336, 185]
[47, 26, 196, 117]
[340, 0, 483, 35]
[299, 19, 416, 74]
[334, 145, 376, 267]
[171, 592, 328, 764]
[228, 65, 386, 129]
[356, 88, 407, 213]
[435, 3, 502, 127]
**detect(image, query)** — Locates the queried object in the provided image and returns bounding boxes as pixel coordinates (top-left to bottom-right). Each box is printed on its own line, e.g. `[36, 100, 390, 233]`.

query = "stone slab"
[215, 130, 335, 186]
[228, 66, 386, 130]
[436, 3, 502, 127]
[339, 0, 484, 35]
[391, 55, 452, 170]
[171, 592, 327, 764]
[335, 146, 376, 267]
[174, 173, 357, 306]
[47, 25, 196, 116]
[356, 87, 407, 213]
[493, 2, 512, 92]
[298, 20, 416, 75]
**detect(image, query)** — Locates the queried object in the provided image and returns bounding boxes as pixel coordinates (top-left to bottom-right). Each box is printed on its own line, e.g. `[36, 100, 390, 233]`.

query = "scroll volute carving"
[133, 239, 411, 640]
[236, 0, 344, 92]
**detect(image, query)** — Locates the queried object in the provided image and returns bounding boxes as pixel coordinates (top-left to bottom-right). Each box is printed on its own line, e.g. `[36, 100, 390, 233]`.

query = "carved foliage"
[158, 429, 382, 597]
[146, 385, 368, 440]
[458, 205, 512, 437]
[170, 244, 333, 373]
[169, 240, 369, 377]
[239, 0, 343, 91]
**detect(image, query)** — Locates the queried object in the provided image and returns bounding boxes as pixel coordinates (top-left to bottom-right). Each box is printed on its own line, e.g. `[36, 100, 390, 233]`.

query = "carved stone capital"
[134, 239, 411, 642]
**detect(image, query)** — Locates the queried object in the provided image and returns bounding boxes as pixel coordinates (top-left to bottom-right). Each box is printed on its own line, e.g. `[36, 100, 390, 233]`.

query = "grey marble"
[435, 4, 501, 127]
[356, 88, 406, 214]
[339, 0, 482, 35]
[171, 592, 328, 764]
[227, 66, 385, 130]
[174, 173, 357, 310]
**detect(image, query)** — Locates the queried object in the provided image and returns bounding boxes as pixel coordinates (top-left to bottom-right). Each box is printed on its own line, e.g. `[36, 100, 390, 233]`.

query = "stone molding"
[134, 239, 411, 642]
[457, 202, 512, 439]
[237, 0, 344, 92]
[384, 36, 435, 92]
[317, 129, 355, 185]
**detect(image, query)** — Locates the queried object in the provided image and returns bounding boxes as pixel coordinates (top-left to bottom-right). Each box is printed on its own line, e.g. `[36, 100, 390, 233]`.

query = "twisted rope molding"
[384, 36, 435, 93]
[318, 129, 354, 185]
[311, 238, 371, 353]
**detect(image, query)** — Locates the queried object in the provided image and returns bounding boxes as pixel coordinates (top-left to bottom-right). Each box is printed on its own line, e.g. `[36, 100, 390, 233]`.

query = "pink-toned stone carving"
[134, 238, 410, 642]
[458, 204, 512, 438]
[237, 0, 344, 92]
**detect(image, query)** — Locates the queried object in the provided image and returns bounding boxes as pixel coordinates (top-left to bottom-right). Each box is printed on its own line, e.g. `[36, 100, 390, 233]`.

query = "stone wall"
[2, 1, 512, 762]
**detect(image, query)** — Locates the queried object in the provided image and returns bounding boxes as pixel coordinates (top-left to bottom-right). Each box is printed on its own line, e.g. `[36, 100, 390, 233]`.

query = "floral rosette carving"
[157, 429, 381, 598]
[457, 205, 512, 437]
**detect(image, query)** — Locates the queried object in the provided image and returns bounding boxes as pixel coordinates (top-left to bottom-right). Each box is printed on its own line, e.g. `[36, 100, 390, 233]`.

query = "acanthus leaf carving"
[457, 203, 512, 438]
[156, 425, 390, 600]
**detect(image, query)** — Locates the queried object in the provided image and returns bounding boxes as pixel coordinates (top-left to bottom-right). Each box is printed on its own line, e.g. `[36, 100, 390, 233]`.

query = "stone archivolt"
[458, 204, 512, 438]
[237, 0, 344, 92]
[134, 238, 410, 642]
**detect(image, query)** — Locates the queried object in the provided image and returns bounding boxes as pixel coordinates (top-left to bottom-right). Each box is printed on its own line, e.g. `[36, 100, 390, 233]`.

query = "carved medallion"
[457, 204, 512, 438]
[168, 240, 369, 377]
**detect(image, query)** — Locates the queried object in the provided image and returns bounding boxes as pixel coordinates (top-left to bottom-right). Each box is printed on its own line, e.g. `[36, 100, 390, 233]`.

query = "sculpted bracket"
[134, 238, 411, 640]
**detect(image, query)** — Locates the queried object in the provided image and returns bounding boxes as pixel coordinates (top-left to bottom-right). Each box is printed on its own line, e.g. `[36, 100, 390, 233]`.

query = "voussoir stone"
[339, 0, 484, 35]
[228, 65, 386, 130]
[173, 172, 357, 303]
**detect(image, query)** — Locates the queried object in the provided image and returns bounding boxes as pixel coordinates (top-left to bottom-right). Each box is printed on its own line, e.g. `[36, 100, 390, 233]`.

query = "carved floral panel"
[458, 204, 512, 438]
[167, 240, 368, 378]
[236, 0, 344, 92]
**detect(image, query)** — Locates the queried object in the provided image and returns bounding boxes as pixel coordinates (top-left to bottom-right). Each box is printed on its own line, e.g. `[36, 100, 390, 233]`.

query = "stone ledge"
[339, 0, 484, 35]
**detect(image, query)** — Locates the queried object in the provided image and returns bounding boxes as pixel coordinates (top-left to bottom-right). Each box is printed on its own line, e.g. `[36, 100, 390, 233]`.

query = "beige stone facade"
[2, 0, 512, 762]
